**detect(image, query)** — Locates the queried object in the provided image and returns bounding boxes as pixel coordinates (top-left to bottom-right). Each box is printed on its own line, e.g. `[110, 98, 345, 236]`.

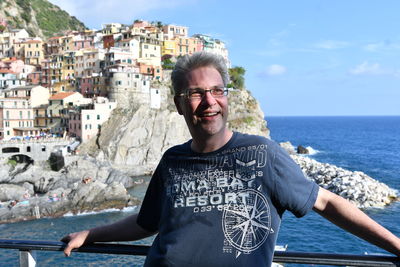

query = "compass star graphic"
[222, 188, 274, 257]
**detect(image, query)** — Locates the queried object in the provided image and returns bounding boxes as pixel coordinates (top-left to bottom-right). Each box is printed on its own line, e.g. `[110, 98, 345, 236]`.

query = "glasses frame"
[177, 87, 231, 100]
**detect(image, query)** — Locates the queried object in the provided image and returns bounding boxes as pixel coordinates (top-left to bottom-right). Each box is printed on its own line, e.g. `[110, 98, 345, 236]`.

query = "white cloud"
[48, 0, 193, 28]
[314, 40, 349, 50]
[349, 61, 388, 75]
[363, 40, 400, 52]
[262, 64, 287, 76]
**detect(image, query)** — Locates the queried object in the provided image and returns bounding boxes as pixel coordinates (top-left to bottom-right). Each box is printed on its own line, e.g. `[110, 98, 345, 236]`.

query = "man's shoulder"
[163, 139, 192, 156]
[234, 132, 278, 147]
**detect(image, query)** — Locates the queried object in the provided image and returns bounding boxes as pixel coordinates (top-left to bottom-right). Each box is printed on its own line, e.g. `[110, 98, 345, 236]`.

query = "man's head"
[172, 52, 232, 146]
[171, 51, 229, 96]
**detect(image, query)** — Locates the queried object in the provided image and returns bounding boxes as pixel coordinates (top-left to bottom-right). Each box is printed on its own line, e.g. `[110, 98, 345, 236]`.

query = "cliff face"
[81, 85, 269, 176]
[0, 0, 86, 38]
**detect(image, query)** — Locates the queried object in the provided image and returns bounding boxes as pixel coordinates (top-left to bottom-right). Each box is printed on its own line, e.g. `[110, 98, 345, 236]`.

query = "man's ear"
[174, 96, 183, 115]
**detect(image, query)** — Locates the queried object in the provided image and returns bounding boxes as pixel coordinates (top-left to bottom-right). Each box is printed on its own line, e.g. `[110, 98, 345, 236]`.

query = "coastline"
[0, 146, 398, 224]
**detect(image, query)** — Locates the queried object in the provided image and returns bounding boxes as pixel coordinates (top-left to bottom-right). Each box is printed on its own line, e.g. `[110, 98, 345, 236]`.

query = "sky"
[48, 0, 400, 116]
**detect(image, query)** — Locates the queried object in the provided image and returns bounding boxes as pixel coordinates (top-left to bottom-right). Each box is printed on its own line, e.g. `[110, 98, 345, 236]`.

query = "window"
[20, 111, 23, 119]
[87, 115, 90, 120]
[97, 115, 100, 120]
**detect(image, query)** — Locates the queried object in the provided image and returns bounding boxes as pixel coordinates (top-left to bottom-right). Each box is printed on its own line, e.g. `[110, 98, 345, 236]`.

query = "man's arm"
[313, 187, 400, 256]
[61, 213, 156, 256]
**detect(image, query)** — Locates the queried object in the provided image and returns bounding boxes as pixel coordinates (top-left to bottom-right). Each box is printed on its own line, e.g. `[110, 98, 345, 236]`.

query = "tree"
[228, 66, 246, 89]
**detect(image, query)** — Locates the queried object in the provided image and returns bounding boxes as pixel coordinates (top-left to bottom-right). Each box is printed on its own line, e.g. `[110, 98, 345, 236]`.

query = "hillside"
[0, 0, 86, 39]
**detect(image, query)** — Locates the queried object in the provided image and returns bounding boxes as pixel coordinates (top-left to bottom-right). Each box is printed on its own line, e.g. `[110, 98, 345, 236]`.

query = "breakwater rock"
[289, 154, 398, 208]
[0, 155, 141, 224]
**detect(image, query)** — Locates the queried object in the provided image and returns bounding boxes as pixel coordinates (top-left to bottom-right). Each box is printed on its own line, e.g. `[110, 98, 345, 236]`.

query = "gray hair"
[171, 51, 229, 95]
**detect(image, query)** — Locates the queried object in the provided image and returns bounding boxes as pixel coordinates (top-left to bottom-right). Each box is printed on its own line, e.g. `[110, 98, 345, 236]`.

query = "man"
[62, 52, 400, 266]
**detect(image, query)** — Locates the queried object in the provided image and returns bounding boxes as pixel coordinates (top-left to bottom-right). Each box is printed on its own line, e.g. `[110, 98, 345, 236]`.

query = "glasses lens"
[187, 88, 203, 99]
[211, 88, 225, 96]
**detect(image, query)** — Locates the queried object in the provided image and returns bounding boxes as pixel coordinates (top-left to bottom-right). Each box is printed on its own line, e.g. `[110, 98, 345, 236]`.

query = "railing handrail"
[0, 239, 399, 267]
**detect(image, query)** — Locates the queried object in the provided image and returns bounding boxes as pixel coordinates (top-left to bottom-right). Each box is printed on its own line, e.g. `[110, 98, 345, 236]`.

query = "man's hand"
[61, 230, 90, 257]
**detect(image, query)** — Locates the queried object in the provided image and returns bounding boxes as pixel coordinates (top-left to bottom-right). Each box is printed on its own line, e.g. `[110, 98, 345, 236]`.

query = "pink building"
[80, 76, 94, 98]
[27, 71, 41, 85]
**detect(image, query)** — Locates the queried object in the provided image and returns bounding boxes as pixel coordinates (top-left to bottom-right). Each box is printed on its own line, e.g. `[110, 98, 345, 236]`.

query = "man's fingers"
[63, 243, 73, 257]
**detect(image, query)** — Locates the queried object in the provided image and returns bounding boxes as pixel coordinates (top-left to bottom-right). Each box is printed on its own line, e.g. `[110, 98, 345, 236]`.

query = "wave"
[63, 206, 138, 217]
[305, 146, 319, 155]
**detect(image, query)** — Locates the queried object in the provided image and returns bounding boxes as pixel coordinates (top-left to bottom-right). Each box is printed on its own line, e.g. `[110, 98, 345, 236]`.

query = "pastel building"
[47, 92, 85, 135]
[0, 29, 29, 58]
[0, 70, 26, 89]
[162, 24, 188, 40]
[68, 97, 117, 142]
[23, 40, 44, 65]
[0, 85, 49, 139]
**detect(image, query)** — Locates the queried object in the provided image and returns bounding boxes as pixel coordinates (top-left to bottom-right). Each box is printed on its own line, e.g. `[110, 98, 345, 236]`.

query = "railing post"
[19, 250, 37, 267]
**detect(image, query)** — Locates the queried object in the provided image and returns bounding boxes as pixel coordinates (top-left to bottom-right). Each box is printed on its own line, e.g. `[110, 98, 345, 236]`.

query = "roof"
[23, 40, 42, 44]
[49, 92, 77, 100]
[0, 69, 15, 74]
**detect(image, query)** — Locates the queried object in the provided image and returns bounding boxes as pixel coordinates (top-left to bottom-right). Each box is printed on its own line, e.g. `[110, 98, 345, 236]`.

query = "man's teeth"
[201, 112, 218, 117]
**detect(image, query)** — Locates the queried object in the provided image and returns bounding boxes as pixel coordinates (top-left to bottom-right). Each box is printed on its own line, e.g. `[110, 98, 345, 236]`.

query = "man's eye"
[212, 88, 224, 95]
[188, 89, 203, 97]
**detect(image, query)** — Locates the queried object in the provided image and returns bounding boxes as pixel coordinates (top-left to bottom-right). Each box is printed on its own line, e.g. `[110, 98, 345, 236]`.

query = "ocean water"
[269, 116, 400, 261]
[0, 116, 399, 266]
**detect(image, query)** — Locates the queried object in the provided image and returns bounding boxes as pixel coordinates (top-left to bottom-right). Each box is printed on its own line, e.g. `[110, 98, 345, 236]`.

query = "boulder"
[0, 184, 26, 201]
[297, 145, 309, 154]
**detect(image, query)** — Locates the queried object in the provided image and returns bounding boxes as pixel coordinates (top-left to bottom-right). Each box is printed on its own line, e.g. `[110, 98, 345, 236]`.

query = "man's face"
[174, 66, 229, 138]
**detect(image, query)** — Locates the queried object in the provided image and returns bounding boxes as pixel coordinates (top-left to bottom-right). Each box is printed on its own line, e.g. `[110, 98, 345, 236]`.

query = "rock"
[0, 184, 26, 201]
[292, 154, 398, 208]
[280, 142, 296, 155]
[297, 145, 309, 154]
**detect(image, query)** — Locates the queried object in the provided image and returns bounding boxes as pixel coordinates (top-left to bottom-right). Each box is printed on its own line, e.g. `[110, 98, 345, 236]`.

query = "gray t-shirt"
[137, 132, 319, 266]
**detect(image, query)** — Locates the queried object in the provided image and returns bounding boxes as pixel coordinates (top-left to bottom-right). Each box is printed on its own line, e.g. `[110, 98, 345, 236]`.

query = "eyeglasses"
[178, 87, 229, 100]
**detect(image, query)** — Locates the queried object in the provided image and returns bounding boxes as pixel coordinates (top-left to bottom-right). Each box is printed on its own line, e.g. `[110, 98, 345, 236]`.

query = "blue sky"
[49, 0, 400, 116]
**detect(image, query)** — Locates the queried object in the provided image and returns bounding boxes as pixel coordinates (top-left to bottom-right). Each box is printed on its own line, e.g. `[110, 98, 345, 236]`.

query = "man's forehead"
[186, 66, 223, 85]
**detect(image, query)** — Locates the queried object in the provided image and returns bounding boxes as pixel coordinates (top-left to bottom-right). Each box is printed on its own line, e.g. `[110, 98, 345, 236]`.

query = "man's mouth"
[198, 112, 219, 117]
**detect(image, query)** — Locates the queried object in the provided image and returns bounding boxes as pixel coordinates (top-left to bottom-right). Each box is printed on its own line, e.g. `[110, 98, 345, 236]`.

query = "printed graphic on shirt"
[165, 144, 274, 257]
[222, 187, 273, 258]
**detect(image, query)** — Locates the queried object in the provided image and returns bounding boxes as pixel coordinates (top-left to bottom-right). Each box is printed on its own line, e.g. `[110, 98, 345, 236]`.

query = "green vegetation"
[1, 0, 86, 38]
[7, 159, 17, 167]
[31, 0, 86, 38]
[228, 66, 246, 89]
[162, 58, 175, 70]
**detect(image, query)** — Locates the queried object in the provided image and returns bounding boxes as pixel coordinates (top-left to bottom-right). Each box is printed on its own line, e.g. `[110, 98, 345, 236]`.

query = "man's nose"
[201, 90, 217, 106]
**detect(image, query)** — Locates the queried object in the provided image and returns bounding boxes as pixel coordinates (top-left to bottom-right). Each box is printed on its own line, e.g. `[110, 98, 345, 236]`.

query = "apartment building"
[0, 85, 49, 139]
[162, 24, 188, 40]
[47, 91, 86, 136]
[68, 96, 117, 142]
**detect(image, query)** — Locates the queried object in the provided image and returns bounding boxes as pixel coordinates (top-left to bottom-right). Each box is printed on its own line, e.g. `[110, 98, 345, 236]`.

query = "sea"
[0, 116, 399, 266]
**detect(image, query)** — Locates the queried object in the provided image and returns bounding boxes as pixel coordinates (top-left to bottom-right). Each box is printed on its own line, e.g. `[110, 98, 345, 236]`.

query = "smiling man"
[62, 52, 400, 266]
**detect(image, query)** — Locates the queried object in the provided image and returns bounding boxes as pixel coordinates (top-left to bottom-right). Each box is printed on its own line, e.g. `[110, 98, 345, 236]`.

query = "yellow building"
[23, 40, 44, 65]
[162, 39, 176, 56]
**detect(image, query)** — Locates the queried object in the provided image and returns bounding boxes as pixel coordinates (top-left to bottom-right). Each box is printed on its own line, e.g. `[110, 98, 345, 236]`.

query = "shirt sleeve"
[271, 145, 319, 218]
[136, 162, 164, 232]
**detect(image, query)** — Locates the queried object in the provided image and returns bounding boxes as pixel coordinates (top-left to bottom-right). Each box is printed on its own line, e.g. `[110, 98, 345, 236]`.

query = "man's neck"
[191, 130, 233, 153]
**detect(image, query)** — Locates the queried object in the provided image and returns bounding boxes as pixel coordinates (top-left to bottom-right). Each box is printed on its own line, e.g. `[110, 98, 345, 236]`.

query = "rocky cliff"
[0, 0, 86, 38]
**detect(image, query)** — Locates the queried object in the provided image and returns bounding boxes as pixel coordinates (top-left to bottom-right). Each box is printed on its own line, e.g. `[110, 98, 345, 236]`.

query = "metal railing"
[0, 239, 399, 267]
